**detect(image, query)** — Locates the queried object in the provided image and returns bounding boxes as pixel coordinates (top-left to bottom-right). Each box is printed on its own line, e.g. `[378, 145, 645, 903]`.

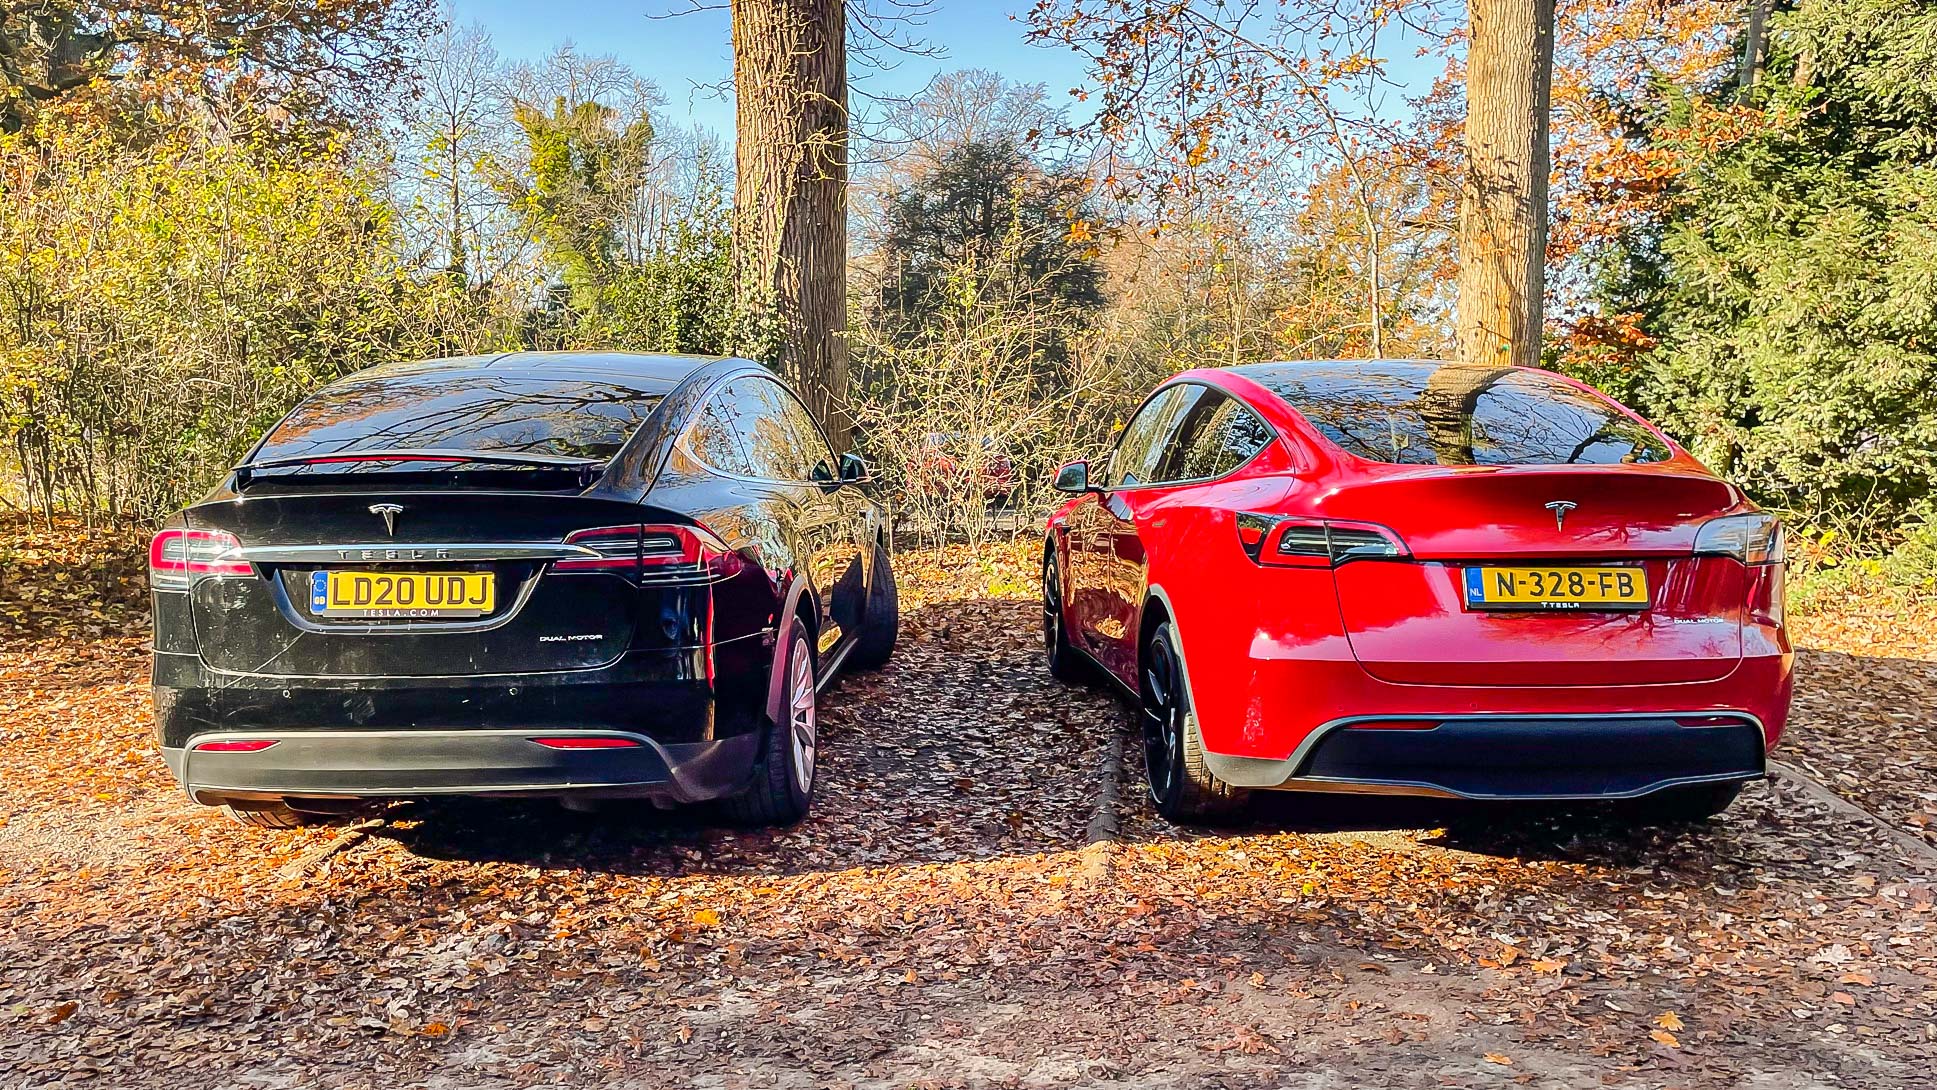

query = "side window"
[1155, 387, 1274, 482]
[727, 377, 816, 482]
[683, 394, 754, 477]
[1108, 385, 1198, 489]
[769, 383, 838, 478]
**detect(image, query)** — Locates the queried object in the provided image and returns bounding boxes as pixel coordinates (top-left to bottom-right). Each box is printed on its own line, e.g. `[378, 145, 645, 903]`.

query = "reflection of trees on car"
[255, 370, 665, 468]
[1273, 361, 1671, 468]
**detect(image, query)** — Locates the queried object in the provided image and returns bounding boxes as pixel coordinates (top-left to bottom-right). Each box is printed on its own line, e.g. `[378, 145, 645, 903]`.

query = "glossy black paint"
[152, 351, 889, 808]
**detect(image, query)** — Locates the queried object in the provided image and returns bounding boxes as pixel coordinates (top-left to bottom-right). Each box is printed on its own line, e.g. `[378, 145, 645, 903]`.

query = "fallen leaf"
[1650, 1030, 1680, 1049]
[1485, 1053, 1513, 1065]
[1811, 944, 1853, 965]
[1656, 1012, 1684, 1031]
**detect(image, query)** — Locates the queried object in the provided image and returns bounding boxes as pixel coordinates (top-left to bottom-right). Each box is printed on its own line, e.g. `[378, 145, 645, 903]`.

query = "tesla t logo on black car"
[369, 503, 404, 536]
[1544, 500, 1578, 531]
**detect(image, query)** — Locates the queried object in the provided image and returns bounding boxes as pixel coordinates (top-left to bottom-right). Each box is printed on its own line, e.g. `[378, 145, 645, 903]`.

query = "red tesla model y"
[1043, 360, 1791, 822]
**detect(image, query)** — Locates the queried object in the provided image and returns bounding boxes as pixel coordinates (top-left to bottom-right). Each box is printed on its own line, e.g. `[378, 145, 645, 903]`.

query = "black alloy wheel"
[1139, 621, 1246, 822]
[1140, 624, 1186, 807]
[721, 624, 816, 826]
[1042, 545, 1086, 681]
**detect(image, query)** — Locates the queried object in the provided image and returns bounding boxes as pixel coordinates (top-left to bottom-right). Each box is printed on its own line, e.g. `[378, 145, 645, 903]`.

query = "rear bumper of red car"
[1205, 713, 1765, 799]
[1192, 652, 1791, 800]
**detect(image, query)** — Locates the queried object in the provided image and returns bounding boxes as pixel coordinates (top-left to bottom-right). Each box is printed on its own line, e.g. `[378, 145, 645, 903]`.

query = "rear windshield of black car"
[253, 373, 665, 470]
[1242, 361, 1672, 466]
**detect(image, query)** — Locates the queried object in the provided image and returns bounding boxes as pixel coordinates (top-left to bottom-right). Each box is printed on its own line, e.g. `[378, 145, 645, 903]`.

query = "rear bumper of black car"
[152, 639, 774, 806]
[163, 729, 759, 806]
[1264, 714, 1767, 801]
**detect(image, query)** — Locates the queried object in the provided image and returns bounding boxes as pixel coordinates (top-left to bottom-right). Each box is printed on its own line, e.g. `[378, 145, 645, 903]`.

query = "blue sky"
[448, 1, 1098, 136]
[449, 1, 1446, 145]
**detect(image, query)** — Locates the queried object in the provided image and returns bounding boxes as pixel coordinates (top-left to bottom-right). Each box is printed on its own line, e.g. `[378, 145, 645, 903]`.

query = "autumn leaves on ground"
[2, 522, 1936, 1089]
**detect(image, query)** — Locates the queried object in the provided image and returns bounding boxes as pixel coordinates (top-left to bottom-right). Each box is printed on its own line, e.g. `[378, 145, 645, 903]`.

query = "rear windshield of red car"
[1240, 361, 1673, 466]
[255, 372, 666, 467]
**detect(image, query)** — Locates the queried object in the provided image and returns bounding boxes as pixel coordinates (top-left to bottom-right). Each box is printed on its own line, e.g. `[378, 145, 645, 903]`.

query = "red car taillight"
[1696, 514, 1782, 627]
[1237, 513, 1409, 568]
[149, 528, 252, 590]
[1693, 513, 1785, 565]
[1696, 513, 1786, 627]
[556, 523, 741, 578]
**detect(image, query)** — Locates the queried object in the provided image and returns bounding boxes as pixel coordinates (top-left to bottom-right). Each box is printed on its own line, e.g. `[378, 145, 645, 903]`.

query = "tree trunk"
[731, 0, 850, 448]
[1739, 0, 1772, 92]
[1364, 215, 1385, 359]
[1456, 0, 1555, 369]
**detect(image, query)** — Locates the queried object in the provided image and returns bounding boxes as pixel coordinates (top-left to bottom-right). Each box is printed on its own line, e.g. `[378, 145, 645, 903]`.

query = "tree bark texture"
[732, 0, 850, 448]
[1740, 0, 1772, 92]
[1456, 0, 1556, 369]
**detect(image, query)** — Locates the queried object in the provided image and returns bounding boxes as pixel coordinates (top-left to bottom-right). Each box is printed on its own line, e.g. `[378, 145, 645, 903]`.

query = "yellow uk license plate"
[1462, 565, 1648, 611]
[309, 570, 494, 618]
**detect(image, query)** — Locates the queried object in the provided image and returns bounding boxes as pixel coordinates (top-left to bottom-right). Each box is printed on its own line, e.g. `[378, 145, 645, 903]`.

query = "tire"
[1141, 620, 1246, 823]
[721, 624, 817, 826]
[848, 543, 898, 670]
[1639, 781, 1744, 823]
[1042, 542, 1089, 682]
[224, 801, 316, 829]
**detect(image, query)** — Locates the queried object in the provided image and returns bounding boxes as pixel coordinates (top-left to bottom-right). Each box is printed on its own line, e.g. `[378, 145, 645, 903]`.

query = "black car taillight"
[149, 528, 252, 590]
[557, 524, 740, 580]
[1237, 514, 1409, 568]
[557, 525, 649, 572]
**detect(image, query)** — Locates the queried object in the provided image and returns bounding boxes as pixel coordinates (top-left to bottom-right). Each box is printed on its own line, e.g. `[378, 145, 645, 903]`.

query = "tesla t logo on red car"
[1544, 500, 1578, 531]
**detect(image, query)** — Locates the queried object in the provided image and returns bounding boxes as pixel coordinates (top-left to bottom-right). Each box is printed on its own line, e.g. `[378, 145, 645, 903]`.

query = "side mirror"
[1052, 461, 1094, 494]
[839, 451, 870, 483]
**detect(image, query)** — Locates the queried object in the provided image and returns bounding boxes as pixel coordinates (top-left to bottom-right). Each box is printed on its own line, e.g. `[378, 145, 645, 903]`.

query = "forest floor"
[2, 521, 1936, 1088]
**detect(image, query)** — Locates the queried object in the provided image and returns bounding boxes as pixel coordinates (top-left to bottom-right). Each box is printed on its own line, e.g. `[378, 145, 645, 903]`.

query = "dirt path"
[3, 545, 1936, 1088]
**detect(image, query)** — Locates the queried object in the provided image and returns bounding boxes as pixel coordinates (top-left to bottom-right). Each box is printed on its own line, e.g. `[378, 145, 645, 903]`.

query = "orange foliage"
[1548, 0, 1768, 261]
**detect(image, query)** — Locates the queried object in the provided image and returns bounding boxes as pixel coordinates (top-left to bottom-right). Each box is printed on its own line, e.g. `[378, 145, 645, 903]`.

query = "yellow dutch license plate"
[1462, 565, 1648, 611]
[309, 570, 495, 618]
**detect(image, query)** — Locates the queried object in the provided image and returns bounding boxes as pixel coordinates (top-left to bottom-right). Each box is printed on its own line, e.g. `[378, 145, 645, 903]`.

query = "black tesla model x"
[150, 352, 897, 828]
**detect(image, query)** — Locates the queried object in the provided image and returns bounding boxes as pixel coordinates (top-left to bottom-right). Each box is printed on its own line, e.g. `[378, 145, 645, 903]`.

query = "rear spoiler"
[233, 449, 605, 488]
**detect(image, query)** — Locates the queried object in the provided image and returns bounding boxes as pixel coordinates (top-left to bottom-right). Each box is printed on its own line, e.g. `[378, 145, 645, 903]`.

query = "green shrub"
[0, 122, 509, 523]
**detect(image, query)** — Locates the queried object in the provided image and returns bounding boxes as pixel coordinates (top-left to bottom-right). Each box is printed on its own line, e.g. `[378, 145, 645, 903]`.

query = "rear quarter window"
[1153, 387, 1274, 482]
[1249, 363, 1671, 466]
[257, 374, 665, 465]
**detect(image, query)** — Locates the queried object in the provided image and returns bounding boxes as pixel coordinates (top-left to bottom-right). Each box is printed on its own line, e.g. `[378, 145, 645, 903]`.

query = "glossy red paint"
[1045, 362, 1793, 799]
